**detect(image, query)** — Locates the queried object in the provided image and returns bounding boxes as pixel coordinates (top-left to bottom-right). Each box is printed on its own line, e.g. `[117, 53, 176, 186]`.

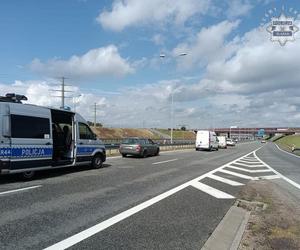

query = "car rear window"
[122, 138, 139, 144]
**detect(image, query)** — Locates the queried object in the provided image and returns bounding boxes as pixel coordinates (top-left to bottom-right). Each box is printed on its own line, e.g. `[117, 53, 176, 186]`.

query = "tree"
[180, 126, 186, 131]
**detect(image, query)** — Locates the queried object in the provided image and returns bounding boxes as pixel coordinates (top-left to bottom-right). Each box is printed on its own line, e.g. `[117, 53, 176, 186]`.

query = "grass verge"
[238, 181, 300, 250]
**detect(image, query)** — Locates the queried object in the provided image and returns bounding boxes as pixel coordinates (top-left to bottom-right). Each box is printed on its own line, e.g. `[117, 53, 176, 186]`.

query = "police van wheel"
[92, 154, 103, 169]
[22, 171, 35, 180]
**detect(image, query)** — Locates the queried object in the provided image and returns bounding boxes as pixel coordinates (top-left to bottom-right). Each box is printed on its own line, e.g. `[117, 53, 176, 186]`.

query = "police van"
[0, 93, 106, 179]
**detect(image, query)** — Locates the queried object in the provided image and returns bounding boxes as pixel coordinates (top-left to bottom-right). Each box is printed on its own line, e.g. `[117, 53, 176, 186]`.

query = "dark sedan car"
[119, 137, 160, 157]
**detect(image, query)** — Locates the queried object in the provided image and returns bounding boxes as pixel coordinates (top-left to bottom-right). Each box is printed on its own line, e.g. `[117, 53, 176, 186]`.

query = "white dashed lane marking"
[152, 158, 178, 165]
[0, 185, 42, 196]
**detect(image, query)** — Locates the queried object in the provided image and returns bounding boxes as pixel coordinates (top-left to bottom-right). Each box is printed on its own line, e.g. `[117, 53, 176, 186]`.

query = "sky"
[1, 0, 300, 129]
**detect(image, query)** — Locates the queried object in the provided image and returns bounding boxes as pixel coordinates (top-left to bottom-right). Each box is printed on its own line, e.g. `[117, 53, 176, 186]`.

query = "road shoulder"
[201, 205, 250, 250]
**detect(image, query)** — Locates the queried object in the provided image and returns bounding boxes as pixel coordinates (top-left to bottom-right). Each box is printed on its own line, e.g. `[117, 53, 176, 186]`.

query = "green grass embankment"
[275, 135, 300, 156]
[269, 134, 284, 142]
[156, 129, 196, 140]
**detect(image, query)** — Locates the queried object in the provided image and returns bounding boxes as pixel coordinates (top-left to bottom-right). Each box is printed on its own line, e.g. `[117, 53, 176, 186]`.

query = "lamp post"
[72, 94, 82, 112]
[160, 52, 187, 144]
[170, 90, 174, 144]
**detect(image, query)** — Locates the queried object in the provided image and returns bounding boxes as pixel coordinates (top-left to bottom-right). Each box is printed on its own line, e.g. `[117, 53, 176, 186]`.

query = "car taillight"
[136, 145, 141, 152]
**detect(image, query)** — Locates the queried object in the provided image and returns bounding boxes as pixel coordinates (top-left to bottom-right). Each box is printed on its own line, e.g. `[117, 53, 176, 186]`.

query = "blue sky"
[1, 0, 300, 128]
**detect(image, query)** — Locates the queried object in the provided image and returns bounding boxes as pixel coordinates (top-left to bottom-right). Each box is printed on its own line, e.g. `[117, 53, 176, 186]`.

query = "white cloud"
[97, 0, 211, 31]
[0, 81, 107, 122]
[172, 20, 240, 70]
[205, 25, 300, 95]
[4, 20, 300, 128]
[30, 45, 134, 78]
[226, 0, 253, 18]
[152, 34, 165, 45]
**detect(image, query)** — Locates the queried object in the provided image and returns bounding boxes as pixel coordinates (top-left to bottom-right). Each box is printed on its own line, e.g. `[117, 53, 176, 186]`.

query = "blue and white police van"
[0, 93, 106, 179]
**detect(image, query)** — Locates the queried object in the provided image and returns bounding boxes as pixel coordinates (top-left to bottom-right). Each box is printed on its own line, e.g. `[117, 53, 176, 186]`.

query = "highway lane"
[256, 143, 300, 213]
[256, 142, 300, 185]
[0, 142, 264, 249]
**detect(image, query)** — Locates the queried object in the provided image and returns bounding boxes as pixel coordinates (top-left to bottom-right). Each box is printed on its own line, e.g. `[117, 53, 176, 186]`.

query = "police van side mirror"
[2, 115, 11, 137]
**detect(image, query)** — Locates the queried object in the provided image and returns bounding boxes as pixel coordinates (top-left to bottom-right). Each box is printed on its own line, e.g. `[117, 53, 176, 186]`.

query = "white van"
[217, 136, 227, 149]
[0, 93, 106, 179]
[195, 130, 219, 151]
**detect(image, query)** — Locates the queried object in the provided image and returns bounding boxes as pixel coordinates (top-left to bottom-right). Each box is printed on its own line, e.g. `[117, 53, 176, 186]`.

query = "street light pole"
[159, 52, 187, 145]
[72, 94, 81, 112]
[171, 90, 174, 144]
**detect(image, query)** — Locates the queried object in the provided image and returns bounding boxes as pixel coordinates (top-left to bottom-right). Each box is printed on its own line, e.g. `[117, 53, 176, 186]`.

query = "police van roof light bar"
[0, 93, 28, 103]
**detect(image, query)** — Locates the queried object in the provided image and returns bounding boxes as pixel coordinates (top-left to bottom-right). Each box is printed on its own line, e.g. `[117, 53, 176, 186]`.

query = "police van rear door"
[0, 103, 11, 170]
[9, 104, 53, 171]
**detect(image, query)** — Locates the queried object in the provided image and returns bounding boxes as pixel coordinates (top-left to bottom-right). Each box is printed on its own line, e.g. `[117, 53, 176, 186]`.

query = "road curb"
[201, 205, 250, 250]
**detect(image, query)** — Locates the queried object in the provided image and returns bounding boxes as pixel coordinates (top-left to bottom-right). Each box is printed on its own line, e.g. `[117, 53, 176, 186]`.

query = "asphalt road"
[0, 141, 299, 250]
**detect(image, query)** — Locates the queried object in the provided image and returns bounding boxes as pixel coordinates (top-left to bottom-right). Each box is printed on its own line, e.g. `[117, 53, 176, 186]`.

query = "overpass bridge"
[213, 127, 300, 139]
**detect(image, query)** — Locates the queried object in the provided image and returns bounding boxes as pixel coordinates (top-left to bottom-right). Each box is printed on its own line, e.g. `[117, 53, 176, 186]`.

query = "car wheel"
[142, 150, 148, 158]
[122, 153, 127, 158]
[22, 171, 35, 180]
[155, 148, 160, 156]
[91, 154, 103, 169]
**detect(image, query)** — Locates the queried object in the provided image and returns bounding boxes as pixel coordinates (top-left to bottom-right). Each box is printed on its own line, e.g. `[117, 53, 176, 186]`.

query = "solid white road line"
[236, 161, 264, 166]
[254, 151, 300, 190]
[240, 158, 260, 162]
[0, 185, 42, 196]
[190, 181, 235, 199]
[243, 157, 257, 160]
[218, 169, 256, 180]
[232, 162, 267, 168]
[274, 144, 300, 159]
[207, 174, 244, 186]
[226, 165, 272, 173]
[44, 179, 193, 250]
[152, 159, 178, 165]
[237, 159, 261, 164]
[44, 146, 263, 250]
[258, 175, 281, 180]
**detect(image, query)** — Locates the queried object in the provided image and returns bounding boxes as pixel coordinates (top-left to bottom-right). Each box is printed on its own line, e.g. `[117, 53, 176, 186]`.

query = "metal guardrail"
[104, 139, 195, 149]
[103, 139, 257, 149]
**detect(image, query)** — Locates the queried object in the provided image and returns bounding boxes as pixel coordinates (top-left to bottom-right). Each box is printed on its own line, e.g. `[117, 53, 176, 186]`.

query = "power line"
[49, 77, 74, 109]
[91, 103, 103, 128]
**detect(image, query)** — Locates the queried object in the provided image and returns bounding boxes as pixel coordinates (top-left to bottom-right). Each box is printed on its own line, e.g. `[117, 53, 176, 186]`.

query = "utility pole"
[49, 76, 73, 110]
[61, 77, 65, 109]
[92, 103, 103, 128]
[94, 103, 97, 128]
